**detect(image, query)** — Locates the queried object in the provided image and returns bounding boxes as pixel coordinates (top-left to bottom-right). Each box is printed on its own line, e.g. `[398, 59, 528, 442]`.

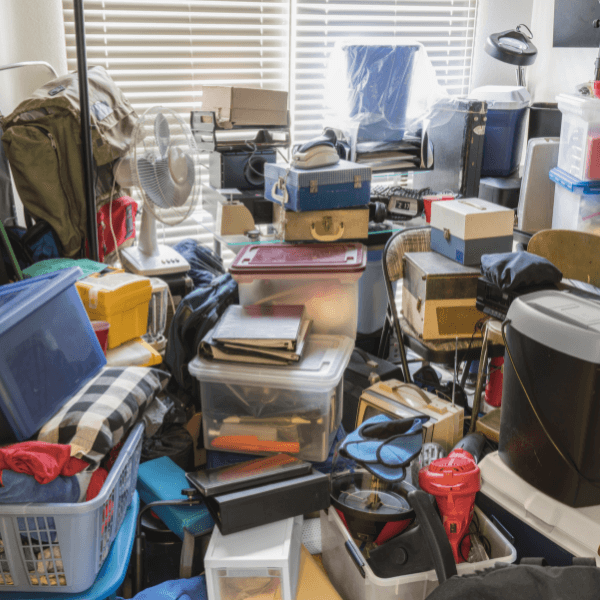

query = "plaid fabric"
[38, 367, 169, 465]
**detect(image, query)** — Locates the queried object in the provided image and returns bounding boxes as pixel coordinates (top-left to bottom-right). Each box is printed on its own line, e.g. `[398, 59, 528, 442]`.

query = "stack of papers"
[201, 304, 312, 365]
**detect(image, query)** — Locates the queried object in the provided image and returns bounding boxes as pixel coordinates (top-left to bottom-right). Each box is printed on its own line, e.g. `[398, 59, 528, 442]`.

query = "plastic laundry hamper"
[0, 422, 144, 594]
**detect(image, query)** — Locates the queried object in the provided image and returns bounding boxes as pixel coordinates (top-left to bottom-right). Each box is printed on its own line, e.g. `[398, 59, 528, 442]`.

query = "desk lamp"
[484, 24, 538, 88]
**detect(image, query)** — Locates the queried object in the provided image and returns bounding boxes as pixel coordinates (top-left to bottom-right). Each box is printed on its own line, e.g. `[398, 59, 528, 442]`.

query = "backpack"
[1, 66, 137, 258]
[164, 273, 239, 408]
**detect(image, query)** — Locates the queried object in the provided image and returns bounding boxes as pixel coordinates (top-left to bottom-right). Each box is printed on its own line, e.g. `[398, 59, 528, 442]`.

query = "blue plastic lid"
[0, 267, 83, 337]
[549, 167, 600, 195]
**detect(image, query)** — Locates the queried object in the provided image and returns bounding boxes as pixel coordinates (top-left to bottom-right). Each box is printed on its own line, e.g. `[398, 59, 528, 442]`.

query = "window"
[62, 0, 477, 256]
[291, 0, 478, 143]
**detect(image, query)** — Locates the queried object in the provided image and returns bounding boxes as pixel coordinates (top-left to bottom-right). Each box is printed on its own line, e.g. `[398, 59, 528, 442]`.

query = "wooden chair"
[528, 229, 600, 287]
[378, 227, 504, 385]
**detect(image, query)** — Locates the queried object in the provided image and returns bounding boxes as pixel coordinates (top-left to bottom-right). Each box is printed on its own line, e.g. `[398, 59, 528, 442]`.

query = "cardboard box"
[202, 86, 288, 128]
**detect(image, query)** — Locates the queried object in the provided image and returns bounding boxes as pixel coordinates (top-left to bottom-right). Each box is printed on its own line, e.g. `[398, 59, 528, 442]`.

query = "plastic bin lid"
[0, 267, 82, 337]
[549, 167, 600, 195]
[557, 92, 600, 117]
[189, 334, 355, 389]
[78, 271, 151, 291]
[470, 85, 530, 110]
[230, 243, 367, 275]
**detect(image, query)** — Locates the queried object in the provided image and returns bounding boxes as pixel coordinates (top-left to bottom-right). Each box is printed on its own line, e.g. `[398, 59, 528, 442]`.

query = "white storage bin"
[229, 243, 367, 339]
[549, 167, 600, 235]
[205, 516, 303, 600]
[320, 506, 516, 600]
[188, 334, 354, 462]
[557, 93, 600, 181]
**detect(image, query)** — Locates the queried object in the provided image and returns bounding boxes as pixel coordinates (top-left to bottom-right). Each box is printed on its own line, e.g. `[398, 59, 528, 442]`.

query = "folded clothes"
[0, 470, 81, 503]
[0, 441, 89, 484]
[123, 575, 207, 600]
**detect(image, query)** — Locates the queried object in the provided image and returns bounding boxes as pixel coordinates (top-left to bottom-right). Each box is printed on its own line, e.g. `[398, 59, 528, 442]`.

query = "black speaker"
[209, 149, 277, 191]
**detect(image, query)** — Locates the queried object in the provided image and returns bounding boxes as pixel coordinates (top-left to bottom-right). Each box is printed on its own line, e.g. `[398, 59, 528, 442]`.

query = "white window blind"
[62, 0, 478, 261]
[291, 0, 478, 143]
[62, 0, 290, 262]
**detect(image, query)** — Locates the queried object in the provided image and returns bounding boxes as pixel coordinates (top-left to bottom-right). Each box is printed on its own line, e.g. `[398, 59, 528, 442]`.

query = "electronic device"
[371, 184, 435, 221]
[419, 448, 481, 563]
[185, 453, 312, 497]
[209, 148, 277, 191]
[357, 380, 464, 453]
[115, 107, 195, 276]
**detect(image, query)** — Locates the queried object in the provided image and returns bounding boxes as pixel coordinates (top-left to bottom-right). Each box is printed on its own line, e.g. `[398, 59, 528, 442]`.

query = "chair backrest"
[383, 227, 431, 283]
[528, 229, 600, 287]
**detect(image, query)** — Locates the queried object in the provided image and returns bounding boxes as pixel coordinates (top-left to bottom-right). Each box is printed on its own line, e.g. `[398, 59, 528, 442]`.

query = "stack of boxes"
[193, 145, 375, 600]
[549, 93, 600, 236]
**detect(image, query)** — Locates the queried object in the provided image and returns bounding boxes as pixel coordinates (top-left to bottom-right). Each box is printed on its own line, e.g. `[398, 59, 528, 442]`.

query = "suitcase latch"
[310, 180, 318, 193]
[417, 297, 422, 312]
[322, 216, 333, 232]
[368, 372, 381, 385]
[444, 228, 451, 241]
[354, 175, 362, 189]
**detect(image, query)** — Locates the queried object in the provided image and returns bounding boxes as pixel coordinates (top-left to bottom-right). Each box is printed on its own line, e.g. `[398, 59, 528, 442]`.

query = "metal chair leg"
[469, 325, 491, 434]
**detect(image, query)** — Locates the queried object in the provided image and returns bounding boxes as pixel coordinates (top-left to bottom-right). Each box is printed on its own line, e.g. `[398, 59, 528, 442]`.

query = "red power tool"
[418, 448, 481, 563]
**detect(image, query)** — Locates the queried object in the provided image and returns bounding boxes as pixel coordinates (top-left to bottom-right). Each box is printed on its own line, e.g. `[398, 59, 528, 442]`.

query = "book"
[212, 304, 307, 351]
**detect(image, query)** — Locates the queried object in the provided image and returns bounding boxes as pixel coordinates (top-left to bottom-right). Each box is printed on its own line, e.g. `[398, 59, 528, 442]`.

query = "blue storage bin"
[471, 86, 531, 178]
[343, 44, 419, 142]
[0, 267, 106, 444]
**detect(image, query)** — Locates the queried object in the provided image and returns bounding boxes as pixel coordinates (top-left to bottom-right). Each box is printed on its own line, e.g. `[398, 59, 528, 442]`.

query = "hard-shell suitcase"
[402, 251, 485, 340]
[264, 160, 371, 212]
[273, 204, 369, 242]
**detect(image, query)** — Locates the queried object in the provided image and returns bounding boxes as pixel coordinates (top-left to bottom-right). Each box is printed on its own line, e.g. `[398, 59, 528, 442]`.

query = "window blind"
[62, 0, 290, 263]
[291, 0, 478, 143]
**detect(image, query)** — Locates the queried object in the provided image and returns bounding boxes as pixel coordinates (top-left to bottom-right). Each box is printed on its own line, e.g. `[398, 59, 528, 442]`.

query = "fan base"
[121, 245, 190, 276]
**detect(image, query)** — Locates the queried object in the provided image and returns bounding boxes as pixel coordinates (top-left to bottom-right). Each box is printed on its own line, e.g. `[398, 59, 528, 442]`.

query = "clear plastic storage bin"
[549, 167, 600, 234]
[229, 244, 367, 339]
[205, 516, 303, 600]
[320, 505, 516, 600]
[188, 334, 354, 462]
[557, 93, 600, 181]
[0, 267, 106, 444]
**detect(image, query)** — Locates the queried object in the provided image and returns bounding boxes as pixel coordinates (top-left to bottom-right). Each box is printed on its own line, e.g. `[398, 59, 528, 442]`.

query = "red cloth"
[86, 468, 109, 501]
[0, 441, 89, 485]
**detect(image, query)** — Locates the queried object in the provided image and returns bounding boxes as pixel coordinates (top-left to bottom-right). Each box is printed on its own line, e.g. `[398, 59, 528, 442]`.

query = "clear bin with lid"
[76, 272, 153, 349]
[549, 167, 600, 234]
[557, 93, 600, 181]
[229, 243, 367, 339]
[188, 334, 354, 462]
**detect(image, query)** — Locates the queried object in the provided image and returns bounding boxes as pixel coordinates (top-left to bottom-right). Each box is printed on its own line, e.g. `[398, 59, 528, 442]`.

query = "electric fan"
[115, 107, 198, 276]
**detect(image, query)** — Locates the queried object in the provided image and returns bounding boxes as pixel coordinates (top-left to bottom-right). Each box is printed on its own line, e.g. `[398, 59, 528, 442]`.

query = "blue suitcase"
[264, 160, 371, 212]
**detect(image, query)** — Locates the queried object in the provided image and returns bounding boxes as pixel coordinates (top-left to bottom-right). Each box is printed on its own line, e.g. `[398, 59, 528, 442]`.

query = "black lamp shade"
[485, 29, 538, 67]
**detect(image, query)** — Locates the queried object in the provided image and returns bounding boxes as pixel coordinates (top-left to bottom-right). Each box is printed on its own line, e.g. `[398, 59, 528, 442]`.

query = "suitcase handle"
[458, 199, 487, 210]
[310, 221, 345, 241]
[271, 177, 289, 205]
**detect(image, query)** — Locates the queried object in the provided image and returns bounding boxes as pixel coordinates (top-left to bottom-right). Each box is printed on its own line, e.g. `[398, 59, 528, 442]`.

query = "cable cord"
[501, 319, 600, 488]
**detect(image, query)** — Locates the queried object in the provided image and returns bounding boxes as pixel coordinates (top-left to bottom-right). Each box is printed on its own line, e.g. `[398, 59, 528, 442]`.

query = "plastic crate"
[1, 492, 139, 600]
[0, 267, 106, 444]
[0, 422, 144, 594]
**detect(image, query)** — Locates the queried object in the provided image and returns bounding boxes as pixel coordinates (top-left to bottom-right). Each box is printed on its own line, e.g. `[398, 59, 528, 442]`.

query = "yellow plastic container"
[76, 272, 152, 349]
[106, 337, 162, 368]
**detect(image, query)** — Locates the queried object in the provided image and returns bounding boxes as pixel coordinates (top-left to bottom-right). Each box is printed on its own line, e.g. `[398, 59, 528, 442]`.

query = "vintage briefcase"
[402, 251, 485, 340]
[273, 204, 369, 242]
[264, 160, 371, 212]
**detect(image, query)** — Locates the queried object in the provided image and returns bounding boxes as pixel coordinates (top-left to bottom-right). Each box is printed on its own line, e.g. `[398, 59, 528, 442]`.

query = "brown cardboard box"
[202, 85, 288, 129]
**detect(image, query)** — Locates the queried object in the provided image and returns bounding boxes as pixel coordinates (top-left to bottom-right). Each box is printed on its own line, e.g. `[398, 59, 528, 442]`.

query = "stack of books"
[201, 305, 311, 366]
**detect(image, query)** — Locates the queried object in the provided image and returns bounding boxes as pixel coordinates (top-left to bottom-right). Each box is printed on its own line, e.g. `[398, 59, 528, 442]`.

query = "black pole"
[73, 0, 99, 261]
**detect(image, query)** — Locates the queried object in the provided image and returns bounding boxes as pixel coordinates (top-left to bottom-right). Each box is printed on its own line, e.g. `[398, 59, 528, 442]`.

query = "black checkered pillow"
[38, 367, 170, 465]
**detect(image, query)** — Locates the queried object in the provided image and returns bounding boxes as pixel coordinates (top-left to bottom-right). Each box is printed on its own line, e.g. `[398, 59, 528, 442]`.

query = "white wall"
[527, 0, 598, 102]
[470, 0, 535, 91]
[0, 0, 67, 224]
